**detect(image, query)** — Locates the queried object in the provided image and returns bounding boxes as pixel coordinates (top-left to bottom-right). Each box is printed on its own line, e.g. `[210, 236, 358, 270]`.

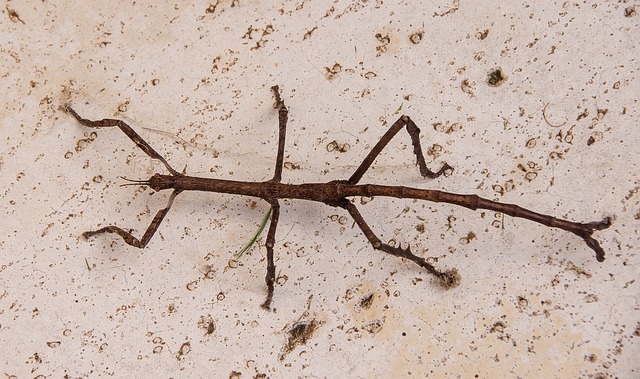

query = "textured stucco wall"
[1, 1, 638, 378]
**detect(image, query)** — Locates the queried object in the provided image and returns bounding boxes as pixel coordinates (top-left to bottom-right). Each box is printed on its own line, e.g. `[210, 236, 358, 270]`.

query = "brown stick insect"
[65, 86, 611, 309]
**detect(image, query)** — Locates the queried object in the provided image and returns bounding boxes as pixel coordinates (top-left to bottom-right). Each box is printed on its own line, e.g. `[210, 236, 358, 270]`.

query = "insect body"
[66, 86, 610, 309]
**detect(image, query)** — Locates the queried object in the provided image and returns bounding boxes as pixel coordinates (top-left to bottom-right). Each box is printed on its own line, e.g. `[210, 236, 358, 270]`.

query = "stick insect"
[66, 86, 611, 309]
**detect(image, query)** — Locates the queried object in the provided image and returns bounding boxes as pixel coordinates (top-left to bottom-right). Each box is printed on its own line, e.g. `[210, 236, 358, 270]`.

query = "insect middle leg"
[261, 200, 281, 310]
[259, 86, 287, 309]
[270, 85, 288, 183]
[349, 116, 452, 184]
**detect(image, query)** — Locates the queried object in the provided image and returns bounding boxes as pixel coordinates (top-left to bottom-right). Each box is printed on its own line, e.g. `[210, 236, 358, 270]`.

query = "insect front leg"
[83, 190, 181, 248]
[65, 106, 180, 176]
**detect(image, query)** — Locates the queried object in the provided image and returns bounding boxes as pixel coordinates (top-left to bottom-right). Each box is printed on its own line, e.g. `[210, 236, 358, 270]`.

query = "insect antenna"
[119, 176, 150, 187]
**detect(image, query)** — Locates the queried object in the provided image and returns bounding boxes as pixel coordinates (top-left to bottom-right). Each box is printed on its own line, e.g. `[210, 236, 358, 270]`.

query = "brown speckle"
[303, 26, 318, 40]
[487, 68, 506, 86]
[356, 293, 374, 310]
[176, 341, 191, 360]
[7, 6, 26, 24]
[198, 315, 216, 335]
[461, 79, 474, 96]
[409, 31, 424, 44]
[624, 6, 636, 17]
[324, 63, 342, 80]
[281, 320, 319, 360]
[476, 29, 489, 40]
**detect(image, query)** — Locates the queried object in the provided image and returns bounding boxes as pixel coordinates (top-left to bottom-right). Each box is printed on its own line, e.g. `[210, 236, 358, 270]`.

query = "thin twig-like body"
[66, 86, 610, 309]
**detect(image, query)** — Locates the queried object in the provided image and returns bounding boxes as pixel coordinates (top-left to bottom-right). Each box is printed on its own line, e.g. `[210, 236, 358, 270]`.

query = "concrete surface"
[1, 1, 638, 378]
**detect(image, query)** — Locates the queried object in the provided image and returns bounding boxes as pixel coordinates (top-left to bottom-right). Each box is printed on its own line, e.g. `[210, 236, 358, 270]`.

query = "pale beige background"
[1, 1, 638, 378]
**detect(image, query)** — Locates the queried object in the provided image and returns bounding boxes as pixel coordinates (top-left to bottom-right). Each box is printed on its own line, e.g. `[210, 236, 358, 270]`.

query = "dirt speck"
[476, 29, 489, 40]
[176, 341, 191, 360]
[281, 319, 319, 360]
[409, 31, 424, 44]
[487, 68, 506, 87]
[198, 315, 216, 335]
[356, 293, 374, 311]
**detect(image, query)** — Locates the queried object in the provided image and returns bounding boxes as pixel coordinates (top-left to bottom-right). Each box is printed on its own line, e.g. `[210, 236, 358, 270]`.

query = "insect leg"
[335, 199, 460, 288]
[83, 190, 181, 248]
[65, 106, 180, 176]
[270, 86, 288, 182]
[261, 200, 281, 309]
[349, 116, 451, 184]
